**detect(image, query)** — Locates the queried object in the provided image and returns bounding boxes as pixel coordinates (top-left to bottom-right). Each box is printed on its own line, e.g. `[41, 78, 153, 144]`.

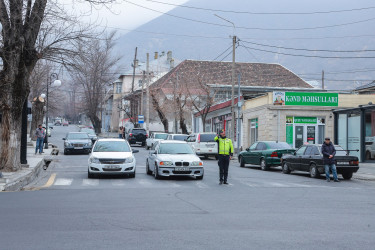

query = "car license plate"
[105, 165, 120, 169]
[207, 144, 216, 148]
[337, 162, 349, 165]
[74, 147, 83, 149]
[175, 167, 189, 171]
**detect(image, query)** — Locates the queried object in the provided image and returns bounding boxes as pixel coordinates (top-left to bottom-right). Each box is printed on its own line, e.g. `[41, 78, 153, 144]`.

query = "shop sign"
[273, 92, 338, 106]
[294, 117, 317, 124]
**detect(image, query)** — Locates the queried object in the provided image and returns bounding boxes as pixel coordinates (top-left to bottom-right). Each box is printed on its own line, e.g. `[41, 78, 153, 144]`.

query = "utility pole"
[146, 53, 150, 134]
[141, 70, 145, 118]
[231, 35, 236, 141]
[322, 70, 325, 90]
[174, 72, 178, 133]
[131, 47, 137, 123]
[237, 73, 241, 156]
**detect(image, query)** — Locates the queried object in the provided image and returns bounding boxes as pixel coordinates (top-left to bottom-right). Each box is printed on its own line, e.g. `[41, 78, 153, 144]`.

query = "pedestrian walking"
[35, 124, 45, 154]
[321, 137, 340, 182]
[119, 126, 124, 139]
[214, 129, 234, 185]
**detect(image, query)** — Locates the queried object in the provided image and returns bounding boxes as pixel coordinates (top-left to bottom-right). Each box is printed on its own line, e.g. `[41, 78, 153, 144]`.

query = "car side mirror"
[246, 148, 249, 151]
[62, 138, 65, 140]
[132, 149, 139, 153]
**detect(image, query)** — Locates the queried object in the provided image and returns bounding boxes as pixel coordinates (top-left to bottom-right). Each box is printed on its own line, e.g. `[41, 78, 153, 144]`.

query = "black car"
[281, 144, 359, 180]
[126, 128, 148, 146]
[63, 132, 93, 155]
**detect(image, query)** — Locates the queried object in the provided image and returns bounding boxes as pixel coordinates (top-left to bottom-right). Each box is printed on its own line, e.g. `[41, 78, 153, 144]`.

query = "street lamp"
[42, 73, 62, 149]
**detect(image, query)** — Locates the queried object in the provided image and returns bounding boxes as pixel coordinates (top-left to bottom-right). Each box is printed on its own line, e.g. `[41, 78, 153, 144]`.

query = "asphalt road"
[1, 125, 375, 250]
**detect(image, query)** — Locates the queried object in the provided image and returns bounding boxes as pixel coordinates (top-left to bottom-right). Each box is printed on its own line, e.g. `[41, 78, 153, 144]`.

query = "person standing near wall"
[214, 129, 234, 185]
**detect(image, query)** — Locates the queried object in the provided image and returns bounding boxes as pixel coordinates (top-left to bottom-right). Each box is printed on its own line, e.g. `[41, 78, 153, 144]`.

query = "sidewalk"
[352, 163, 375, 181]
[0, 140, 53, 191]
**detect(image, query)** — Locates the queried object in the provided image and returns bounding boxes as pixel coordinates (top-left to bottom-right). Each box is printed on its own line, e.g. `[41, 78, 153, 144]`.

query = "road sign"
[138, 115, 144, 124]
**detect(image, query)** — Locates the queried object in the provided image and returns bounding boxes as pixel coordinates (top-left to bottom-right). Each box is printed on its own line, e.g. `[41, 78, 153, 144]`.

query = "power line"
[212, 44, 233, 61]
[240, 39, 375, 53]
[239, 43, 375, 59]
[142, 0, 375, 15]
[124, 0, 375, 31]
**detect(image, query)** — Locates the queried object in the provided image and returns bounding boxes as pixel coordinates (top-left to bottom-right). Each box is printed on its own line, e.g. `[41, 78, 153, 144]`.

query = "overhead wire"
[239, 42, 375, 59]
[212, 44, 233, 61]
[141, 0, 375, 15]
[124, 0, 375, 31]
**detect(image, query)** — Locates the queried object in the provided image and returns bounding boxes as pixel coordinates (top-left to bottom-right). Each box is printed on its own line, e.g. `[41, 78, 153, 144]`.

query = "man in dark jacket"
[321, 137, 339, 182]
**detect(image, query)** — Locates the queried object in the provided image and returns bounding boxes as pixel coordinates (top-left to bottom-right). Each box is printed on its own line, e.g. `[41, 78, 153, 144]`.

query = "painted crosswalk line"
[54, 178, 73, 186]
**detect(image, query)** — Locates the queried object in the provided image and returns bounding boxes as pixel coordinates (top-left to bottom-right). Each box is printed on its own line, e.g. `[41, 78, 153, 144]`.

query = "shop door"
[294, 125, 318, 148]
[295, 126, 304, 148]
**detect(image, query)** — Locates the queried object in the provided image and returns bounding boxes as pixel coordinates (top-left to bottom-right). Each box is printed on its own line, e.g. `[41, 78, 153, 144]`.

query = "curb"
[2, 158, 45, 192]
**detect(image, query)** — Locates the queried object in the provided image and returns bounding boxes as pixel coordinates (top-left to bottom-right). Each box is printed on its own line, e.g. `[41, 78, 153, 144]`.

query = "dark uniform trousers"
[218, 154, 230, 182]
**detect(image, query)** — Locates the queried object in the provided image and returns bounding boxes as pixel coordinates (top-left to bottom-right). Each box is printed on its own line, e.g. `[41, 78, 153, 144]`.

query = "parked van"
[186, 132, 218, 159]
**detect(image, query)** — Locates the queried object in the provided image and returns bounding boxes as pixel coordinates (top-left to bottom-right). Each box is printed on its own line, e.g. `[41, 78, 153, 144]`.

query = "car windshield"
[200, 134, 216, 142]
[155, 134, 168, 139]
[67, 133, 89, 139]
[318, 146, 348, 156]
[82, 129, 95, 135]
[93, 141, 131, 152]
[266, 142, 292, 149]
[158, 143, 194, 154]
[173, 135, 188, 141]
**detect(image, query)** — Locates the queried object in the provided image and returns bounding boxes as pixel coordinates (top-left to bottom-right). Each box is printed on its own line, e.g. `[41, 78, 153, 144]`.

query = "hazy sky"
[62, 0, 188, 34]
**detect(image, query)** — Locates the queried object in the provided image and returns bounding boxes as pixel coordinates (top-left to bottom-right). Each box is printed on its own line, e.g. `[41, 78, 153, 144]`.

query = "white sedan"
[146, 141, 204, 180]
[88, 139, 139, 178]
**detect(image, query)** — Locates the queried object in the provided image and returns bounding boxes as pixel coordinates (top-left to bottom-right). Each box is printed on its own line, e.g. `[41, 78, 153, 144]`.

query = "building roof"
[150, 60, 313, 91]
[355, 80, 375, 91]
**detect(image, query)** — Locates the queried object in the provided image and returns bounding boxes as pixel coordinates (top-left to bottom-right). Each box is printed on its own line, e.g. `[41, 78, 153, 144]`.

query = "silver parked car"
[146, 140, 204, 180]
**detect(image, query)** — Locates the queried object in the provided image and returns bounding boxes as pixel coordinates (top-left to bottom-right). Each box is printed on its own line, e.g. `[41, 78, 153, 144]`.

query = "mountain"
[114, 0, 375, 90]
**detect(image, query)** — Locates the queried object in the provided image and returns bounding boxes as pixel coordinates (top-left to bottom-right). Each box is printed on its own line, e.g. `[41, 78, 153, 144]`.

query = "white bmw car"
[146, 140, 204, 180]
[88, 139, 138, 178]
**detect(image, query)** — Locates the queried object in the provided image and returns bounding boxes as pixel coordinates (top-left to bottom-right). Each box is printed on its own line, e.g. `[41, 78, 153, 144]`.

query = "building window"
[138, 79, 143, 87]
[250, 118, 258, 145]
[215, 91, 230, 101]
[116, 82, 122, 93]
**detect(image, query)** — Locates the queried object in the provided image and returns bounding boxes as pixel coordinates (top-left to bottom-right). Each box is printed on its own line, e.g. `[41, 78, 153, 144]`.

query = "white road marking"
[138, 179, 153, 186]
[111, 180, 126, 186]
[82, 179, 99, 186]
[54, 178, 73, 186]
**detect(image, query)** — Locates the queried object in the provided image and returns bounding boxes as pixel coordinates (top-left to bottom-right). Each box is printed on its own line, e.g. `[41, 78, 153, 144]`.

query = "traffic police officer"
[214, 129, 234, 185]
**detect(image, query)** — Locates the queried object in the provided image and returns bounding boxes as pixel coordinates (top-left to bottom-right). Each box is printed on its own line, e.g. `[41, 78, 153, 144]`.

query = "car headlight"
[159, 161, 173, 166]
[85, 142, 92, 147]
[191, 161, 203, 166]
[89, 157, 100, 164]
[64, 142, 71, 147]
[125, 157, 134, 163]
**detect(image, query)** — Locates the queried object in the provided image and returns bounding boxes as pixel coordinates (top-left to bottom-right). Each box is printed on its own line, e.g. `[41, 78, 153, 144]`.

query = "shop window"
[338, 114, 347, 149]
[250, 118, 258, 145]
[365, 111, 375, 160]
[348, 113, 361, 160]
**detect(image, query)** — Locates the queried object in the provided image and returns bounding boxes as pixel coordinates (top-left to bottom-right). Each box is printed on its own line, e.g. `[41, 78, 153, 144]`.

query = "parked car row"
[239, 141, 359, 180]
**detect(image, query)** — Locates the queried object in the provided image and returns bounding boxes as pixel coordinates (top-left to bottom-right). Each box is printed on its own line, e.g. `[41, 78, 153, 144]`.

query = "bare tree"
[67, 31, 120, 134]
[0, 0, 116, 171]
[150, 90, 169, 132]
[187, 76, 218, 132]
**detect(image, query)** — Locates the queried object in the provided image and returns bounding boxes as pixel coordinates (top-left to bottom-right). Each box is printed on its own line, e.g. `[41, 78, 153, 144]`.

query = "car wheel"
[342, 172, 353, 180]
[64, 149, 68, 155]
[310, 164, 319, 178]
[146, 160, 152, 175]
[88, 170, 95, 179]
[239, 156, 245, 168]
[260, 159, 268, 171]
[203, 154, 208, 159]
[282, 161, 291, 174]
[215, 155, 219, 160]
[196, 175, 203, 180]
[366, 151, 372, 160]
[154, 164, 160, 179]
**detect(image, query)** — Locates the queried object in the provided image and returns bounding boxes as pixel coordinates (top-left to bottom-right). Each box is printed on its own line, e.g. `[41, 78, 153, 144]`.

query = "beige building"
[242, 92, 375, 149]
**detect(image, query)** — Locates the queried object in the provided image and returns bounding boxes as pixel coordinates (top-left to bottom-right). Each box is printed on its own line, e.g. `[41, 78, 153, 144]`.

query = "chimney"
[135, 59, 139, 68]
[170, 58, 174, 69]
[154, 52, 158, 59]
[167, 51, 172, 62]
